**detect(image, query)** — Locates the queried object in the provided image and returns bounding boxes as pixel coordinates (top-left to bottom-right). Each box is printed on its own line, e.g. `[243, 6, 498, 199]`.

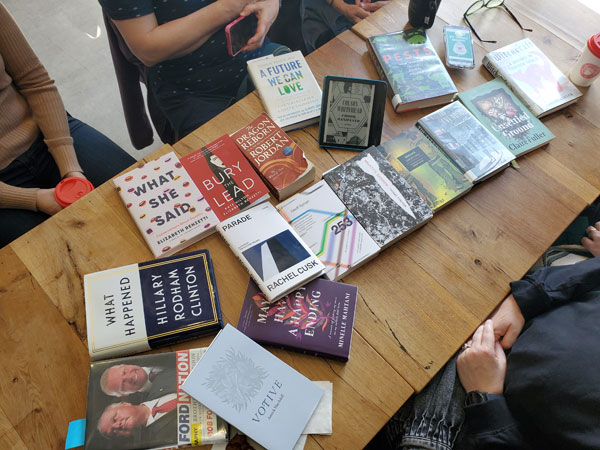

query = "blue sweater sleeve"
[510, 257, 600, 321]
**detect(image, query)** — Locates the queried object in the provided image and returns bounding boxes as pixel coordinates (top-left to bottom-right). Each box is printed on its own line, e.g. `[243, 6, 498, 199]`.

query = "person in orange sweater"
[0, 4, 135, 247]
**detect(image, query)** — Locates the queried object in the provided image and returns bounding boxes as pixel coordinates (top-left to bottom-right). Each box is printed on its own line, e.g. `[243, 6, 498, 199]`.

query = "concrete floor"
[4, 0, 162, 160]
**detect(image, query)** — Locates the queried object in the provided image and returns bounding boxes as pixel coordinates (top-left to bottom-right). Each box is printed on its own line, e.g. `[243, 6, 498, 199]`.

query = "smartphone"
[225, 14, 258, 57]
[443, 25, 475, 69]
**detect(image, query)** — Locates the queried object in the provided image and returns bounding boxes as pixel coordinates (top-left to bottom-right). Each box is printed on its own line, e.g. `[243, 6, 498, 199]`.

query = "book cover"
[237, 278, 357, 361]
[113, 151, 219, 258]
[84, 349, 229, 449]
[482, 38, 582, 118]
[366, 28, 457, 113]
[84, 250, 223, 360]
[246, 50, 322, 131]
[230, 113, 315, 200]
[182, 324, 324, 450]
[217, 202, 325, 303]
[458, 79, 555, 157]
[323, 146, 433, 248]
[378, 126, 473, 211]
[417, 102, 515, 183]
[180, 135, 270, 221]
[277, 180, 379, 281]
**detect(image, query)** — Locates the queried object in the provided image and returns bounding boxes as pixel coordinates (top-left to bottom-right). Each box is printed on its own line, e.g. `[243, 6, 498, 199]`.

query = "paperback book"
[230, 113, 315, 200]
[182, 324, 324, 450]
[378, 126, 473, 211]
[247, 50, 322, 131]
[458, 79, 555, 157]
[84, 250, 223, 360]
[217, 202, 325, 303]
[482, 38, 582, 118]
[237, 278, 358, 361]
[84, 349, 229, 449]
[417, 101, 515, 183]
[180, 135, 269, 221]
[113, 150, 219, 258]
[323, 146, 433, 248]
[277, 180, 379, 281]
[366, 28, 457, 113]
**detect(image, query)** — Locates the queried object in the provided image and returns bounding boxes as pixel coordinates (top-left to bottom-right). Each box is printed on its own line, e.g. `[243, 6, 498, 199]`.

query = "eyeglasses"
[463, 0, 533, 44]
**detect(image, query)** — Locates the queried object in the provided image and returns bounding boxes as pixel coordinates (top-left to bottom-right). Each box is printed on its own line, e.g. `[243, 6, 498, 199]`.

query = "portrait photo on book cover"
[242, 230, 310, 281]
[85, 352, 178, 449]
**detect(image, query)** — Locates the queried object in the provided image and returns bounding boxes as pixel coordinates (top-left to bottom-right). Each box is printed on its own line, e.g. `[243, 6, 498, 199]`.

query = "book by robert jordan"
[237, 278, 358, 360]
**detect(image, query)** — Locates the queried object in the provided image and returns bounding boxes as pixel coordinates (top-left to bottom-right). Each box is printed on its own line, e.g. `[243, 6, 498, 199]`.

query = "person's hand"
[335, 2, 370, 23]
[63, 171, 86, 179]
[489, 294, 525, 349]
[582, 222, 600, 257]
[359, 1, 389, 13]
[457, 320, 507, 394]
[240, 0, 279, 51]
[36, 188, 63, 216]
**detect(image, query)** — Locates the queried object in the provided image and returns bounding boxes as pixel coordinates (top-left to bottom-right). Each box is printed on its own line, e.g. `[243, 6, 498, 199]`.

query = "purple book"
[237, 278, 358, 361]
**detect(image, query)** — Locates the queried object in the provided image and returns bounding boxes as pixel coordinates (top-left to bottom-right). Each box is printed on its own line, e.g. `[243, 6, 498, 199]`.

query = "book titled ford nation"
[84, 250, 223, 360]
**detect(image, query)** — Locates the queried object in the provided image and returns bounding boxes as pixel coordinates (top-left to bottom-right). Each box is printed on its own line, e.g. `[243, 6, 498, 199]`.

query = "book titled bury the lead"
[84, 250, 223, 360]
[182, 324, 324, 450]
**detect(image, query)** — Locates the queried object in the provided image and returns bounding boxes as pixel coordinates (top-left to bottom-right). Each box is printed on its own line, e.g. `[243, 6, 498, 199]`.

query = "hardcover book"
[247, 50, 322, 131]
[482, 38, 582, 118]
[84, 349, 229, 449]
[458, 79, 555, 157]
[323, 146, 434, 248]
[84, 250, 223, 360]
[113, 150, 219, 258]
[237, 278, 358, 361]
[230, 113, 315, 200]
[182, 324, 324, 450]
[378, 126, 473, 211]
[366, 28, 457, 113]
[417, 101, 515, 183]
[277, 180, 379, 280]
[180, 134, 270, 221]
[217, 202, 325, 303]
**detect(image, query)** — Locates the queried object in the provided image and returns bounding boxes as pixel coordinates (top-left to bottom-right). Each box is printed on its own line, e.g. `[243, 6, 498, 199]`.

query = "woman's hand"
[36, 188, 63, 216]
[63, 171, 86, 179]
[489, 294, 525, 349]
[240, 0, 280, 51]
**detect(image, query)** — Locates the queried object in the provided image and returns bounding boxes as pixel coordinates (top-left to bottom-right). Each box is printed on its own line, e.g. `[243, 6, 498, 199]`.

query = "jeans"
[0, 116, 135, 247]
[301, 0, 353, 53]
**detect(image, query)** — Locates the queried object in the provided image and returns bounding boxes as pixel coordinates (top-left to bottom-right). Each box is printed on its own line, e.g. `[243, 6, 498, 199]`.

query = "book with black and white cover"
[417, 101, 515, 183]
[323, 147, 433, 248]
[218, 202, 325, 303]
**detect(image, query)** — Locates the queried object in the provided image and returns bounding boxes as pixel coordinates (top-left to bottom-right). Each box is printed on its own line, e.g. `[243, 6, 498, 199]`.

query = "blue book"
[182, 324, 324, 450]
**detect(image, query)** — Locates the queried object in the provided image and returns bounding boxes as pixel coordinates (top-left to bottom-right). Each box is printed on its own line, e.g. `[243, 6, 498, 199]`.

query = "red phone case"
[225, 16, 246, 57]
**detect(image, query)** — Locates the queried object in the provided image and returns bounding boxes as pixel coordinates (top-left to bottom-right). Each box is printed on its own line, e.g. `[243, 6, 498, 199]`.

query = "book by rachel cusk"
[182, 324, 324, 450]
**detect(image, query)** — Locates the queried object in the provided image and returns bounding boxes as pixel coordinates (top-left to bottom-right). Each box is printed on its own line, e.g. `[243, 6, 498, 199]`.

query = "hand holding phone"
[225, 14, 258, 57]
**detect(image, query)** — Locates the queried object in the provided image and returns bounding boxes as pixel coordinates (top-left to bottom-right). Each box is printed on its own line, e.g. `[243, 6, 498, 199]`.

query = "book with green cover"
[378, 126, 472, 211]
[458, 79, 555, 157]
[366, 28, 457, 113]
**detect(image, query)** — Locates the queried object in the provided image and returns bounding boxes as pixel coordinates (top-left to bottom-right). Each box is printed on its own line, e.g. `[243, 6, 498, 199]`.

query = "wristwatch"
[464, 390, 489, 406]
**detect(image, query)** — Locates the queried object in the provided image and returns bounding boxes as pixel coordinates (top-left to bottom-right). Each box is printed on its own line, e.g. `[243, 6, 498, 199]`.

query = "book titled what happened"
[84, 250, 223, 360]
[238, 278, 357, 361]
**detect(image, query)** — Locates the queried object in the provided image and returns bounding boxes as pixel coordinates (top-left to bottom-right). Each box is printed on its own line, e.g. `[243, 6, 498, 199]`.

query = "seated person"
[0, 4, 135, 247]
[100, 0, 283, 140]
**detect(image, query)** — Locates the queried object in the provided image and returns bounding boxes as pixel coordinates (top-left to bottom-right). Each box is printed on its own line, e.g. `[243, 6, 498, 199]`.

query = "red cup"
[54, 177, 94, 208]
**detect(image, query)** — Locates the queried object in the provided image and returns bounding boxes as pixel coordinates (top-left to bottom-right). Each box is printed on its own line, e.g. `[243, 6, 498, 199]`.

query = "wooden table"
[1, 1, 599, 449]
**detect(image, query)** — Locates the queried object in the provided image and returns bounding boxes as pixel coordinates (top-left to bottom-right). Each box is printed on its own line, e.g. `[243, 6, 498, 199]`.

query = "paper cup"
[54, 177, 94, 208]
[569, 33, 600, 87]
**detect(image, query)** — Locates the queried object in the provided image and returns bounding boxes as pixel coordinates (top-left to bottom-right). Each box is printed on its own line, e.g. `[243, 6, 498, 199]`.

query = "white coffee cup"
[569, 33, 600, 87]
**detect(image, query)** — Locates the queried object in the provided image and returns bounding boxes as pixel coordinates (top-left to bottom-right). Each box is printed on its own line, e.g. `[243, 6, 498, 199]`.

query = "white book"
[277, 180, 379, 281]
[218, 202, 325, 302]
[247, 50, 322, 131]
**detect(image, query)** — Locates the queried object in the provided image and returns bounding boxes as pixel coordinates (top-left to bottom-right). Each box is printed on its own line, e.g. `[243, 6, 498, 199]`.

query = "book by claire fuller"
[230, 112, 315, 200]
[182, 324, 324, 450]
[277, 180, 379, 281]
[417, 101, 515, 183]
[246, 50, 322, 131]
[237, 277, 358, 361]
[180, 134, 270, 221]
[366, 28, 457, 113]
[84, 349, 228, 450]
[378, 126, 472, 211]
[84, 250, 223, 360]
[482, 38, 581, 118]
[458, 79, 555, 157]
[323, 146, 433, 248]
[113, 150, 219, 258]
[218, 202, 325, 303]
